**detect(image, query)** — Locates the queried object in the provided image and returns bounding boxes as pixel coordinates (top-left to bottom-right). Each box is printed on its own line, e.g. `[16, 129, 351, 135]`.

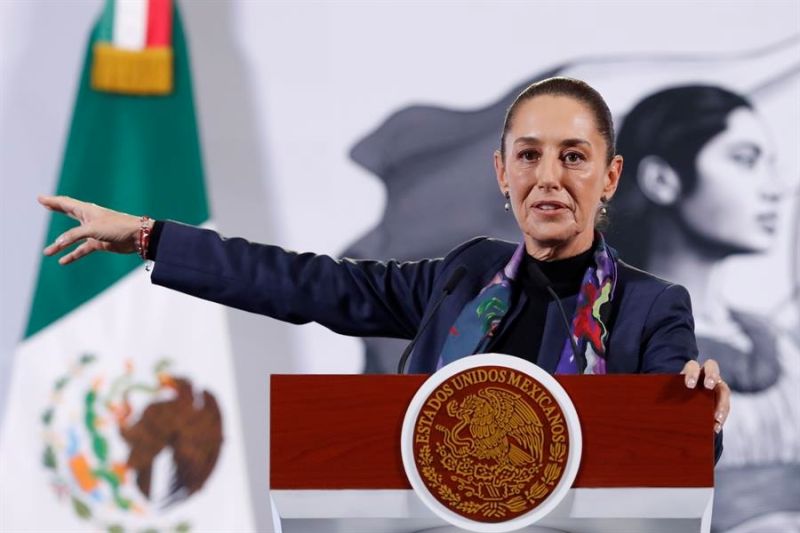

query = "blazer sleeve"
[150, 221, 449, 339]
[640, 283, 699, 374]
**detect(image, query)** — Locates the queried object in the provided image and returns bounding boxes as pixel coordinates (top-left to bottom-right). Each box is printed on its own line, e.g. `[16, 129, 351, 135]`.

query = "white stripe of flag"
[112, 0, 149, 50]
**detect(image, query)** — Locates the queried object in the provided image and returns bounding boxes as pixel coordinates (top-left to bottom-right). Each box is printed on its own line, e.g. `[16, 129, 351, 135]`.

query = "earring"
[599, 196, 609, 215]
[504, 191, 511, 212]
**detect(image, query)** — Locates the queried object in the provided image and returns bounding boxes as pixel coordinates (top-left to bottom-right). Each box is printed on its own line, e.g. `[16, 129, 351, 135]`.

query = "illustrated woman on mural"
[38, 77, 731, 453]
[609, 85, 800, 532]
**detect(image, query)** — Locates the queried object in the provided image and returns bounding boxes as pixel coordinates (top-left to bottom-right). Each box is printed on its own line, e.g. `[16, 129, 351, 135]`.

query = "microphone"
[396, 266, 467, 374]
[526, 262, 585, 373]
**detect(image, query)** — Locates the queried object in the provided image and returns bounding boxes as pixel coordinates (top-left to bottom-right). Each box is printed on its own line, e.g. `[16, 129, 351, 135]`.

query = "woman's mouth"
[532, 200, 569, 214]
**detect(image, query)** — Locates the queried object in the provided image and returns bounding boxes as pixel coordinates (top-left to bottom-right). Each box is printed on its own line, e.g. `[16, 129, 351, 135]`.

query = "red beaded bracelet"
[136, 216, 152, 260]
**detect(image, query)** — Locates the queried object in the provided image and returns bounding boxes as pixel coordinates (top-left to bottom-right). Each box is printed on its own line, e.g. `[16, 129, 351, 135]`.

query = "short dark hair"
[499, 77, 616, 164]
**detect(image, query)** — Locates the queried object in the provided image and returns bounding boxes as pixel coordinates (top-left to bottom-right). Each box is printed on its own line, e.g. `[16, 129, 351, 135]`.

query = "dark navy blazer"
[151, 221, 698, 374]
[151, 221, 721, 461]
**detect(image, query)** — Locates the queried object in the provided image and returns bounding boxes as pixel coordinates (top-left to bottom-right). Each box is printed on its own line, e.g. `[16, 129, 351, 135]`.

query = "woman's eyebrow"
[730, 141, 761, 155]
[512, 137, 591, 147]
[513, 136, 542, 145]
[561, 138, 591, 148]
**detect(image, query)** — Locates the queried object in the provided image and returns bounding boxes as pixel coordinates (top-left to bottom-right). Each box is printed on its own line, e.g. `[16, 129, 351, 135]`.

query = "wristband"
[136, 216, 152, 261]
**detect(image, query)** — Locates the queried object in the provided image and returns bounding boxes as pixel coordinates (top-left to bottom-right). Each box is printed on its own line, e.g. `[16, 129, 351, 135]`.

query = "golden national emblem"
[412, 364, 570, 524]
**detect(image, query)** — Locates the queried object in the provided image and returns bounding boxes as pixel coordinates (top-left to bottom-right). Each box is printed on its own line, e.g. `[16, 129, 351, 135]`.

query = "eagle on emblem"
[441, 387, 544, 466]
[111, 372, 223, 507]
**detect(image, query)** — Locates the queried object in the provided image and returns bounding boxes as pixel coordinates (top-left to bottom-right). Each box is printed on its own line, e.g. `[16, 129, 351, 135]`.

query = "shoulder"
[446, 236, 517, 258]
[616, 259, 670, 287]
[441, 236, 517, 271]
[616, 260, 689, 298]
[613, 259, 693, 322]
[428, 236, 518, 295]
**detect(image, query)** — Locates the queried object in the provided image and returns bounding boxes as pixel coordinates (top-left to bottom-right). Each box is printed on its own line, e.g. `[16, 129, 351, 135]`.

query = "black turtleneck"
[490, 245, 595, 364]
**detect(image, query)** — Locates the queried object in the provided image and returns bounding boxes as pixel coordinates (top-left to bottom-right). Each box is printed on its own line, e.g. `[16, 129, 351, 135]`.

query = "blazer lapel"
[438, 254, 515, 363]
[537, 294, 578, 373]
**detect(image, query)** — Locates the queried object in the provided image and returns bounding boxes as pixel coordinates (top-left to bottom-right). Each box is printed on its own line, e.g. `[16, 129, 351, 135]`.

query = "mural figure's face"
[679, 107, 780, 253]
[494, 95, 621, 260]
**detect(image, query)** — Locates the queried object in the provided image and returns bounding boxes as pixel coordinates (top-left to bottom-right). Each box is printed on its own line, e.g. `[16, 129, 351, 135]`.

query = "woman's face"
[494, 95, 621, 260]
[679, 107, 780, 253]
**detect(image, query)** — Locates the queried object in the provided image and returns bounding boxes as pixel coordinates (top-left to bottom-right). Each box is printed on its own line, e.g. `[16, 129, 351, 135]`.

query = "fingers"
[713, 380, 731, 434]
[43, 225, 92, 256]
[38, 195, 83, 220]
[683, 358, 730, 434]
[58, 240, 101, 265]
[680, 360, 701, 388]
[40, 196, 142, 262]
[702, 358, 729, 433]
[701, 359, 722, 390]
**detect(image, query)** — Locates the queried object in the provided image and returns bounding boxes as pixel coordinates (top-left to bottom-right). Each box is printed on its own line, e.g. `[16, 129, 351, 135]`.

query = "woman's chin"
[716, 235, 773, 256]
[522, 226, 588, 252]
[728, 226, 778, 253]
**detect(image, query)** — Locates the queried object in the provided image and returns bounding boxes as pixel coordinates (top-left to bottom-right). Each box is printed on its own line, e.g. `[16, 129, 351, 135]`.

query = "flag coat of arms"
[0, 2, 255, 530]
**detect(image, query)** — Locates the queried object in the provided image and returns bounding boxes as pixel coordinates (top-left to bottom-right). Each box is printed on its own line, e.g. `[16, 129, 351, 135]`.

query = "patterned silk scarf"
[436, 234, 618, 374]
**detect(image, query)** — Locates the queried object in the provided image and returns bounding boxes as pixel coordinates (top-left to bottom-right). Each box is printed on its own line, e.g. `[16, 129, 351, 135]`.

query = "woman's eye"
[519, 150, 538, 161]
[729, 144, 760, 169]
[563, 152, 584, 164]
[731, 151, 757, 169]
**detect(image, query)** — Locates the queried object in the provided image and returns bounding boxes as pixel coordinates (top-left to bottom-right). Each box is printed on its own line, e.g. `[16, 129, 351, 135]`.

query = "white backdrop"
[1, 1, 798, 531]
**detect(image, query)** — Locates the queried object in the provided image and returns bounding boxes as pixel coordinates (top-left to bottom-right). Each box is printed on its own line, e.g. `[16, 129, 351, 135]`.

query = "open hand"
[39, 195, 148, 265]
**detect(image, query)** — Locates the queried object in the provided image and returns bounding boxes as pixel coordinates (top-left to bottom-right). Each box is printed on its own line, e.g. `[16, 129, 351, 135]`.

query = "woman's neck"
[525, 230, 594, 261]
[645, 216, 734, 333]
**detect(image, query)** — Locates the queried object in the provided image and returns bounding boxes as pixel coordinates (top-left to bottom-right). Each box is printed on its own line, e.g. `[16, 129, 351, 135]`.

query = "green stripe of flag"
[97, 0, 115, 42]
[26, 4, 208, 339]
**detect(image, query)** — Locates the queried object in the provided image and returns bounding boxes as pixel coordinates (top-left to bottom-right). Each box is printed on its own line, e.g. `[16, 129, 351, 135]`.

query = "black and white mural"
[345, 39, 800, 532]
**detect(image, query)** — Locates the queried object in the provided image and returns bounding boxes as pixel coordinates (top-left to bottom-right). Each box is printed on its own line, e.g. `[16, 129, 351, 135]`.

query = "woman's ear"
[603, 155, 623, 200]
[494, 150, 508, 194]
[636, 155, 682, 206]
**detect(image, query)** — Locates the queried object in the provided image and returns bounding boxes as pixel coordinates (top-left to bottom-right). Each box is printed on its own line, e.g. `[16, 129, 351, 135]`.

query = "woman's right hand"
[39, 195, 151, 265]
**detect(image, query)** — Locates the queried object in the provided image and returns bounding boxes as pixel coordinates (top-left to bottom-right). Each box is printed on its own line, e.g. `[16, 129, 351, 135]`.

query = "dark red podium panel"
[271, 374, 714, 490]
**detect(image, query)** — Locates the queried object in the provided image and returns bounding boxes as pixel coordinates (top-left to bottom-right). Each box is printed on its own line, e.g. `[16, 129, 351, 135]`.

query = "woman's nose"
[761, 173, 790, 203]
[759, 159, 791, 202]
[535, 153, 563, 190]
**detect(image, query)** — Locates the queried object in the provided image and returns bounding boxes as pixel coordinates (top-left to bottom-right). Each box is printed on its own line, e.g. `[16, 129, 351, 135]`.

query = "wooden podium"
[270, 374, 715, 533]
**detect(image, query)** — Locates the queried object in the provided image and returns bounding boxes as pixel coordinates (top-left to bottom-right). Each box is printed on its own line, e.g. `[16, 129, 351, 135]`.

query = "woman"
[610, 85, 798, 532]
[39, 77, 729, 433]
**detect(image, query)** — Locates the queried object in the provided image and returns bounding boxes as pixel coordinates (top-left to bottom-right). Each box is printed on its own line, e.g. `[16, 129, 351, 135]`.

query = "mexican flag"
[0, 2, 255, 531]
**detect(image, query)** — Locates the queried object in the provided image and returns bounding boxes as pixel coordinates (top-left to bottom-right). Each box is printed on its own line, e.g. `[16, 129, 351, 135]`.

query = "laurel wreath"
[525, 442, 566, 502]
[418, 439, 567, 520]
